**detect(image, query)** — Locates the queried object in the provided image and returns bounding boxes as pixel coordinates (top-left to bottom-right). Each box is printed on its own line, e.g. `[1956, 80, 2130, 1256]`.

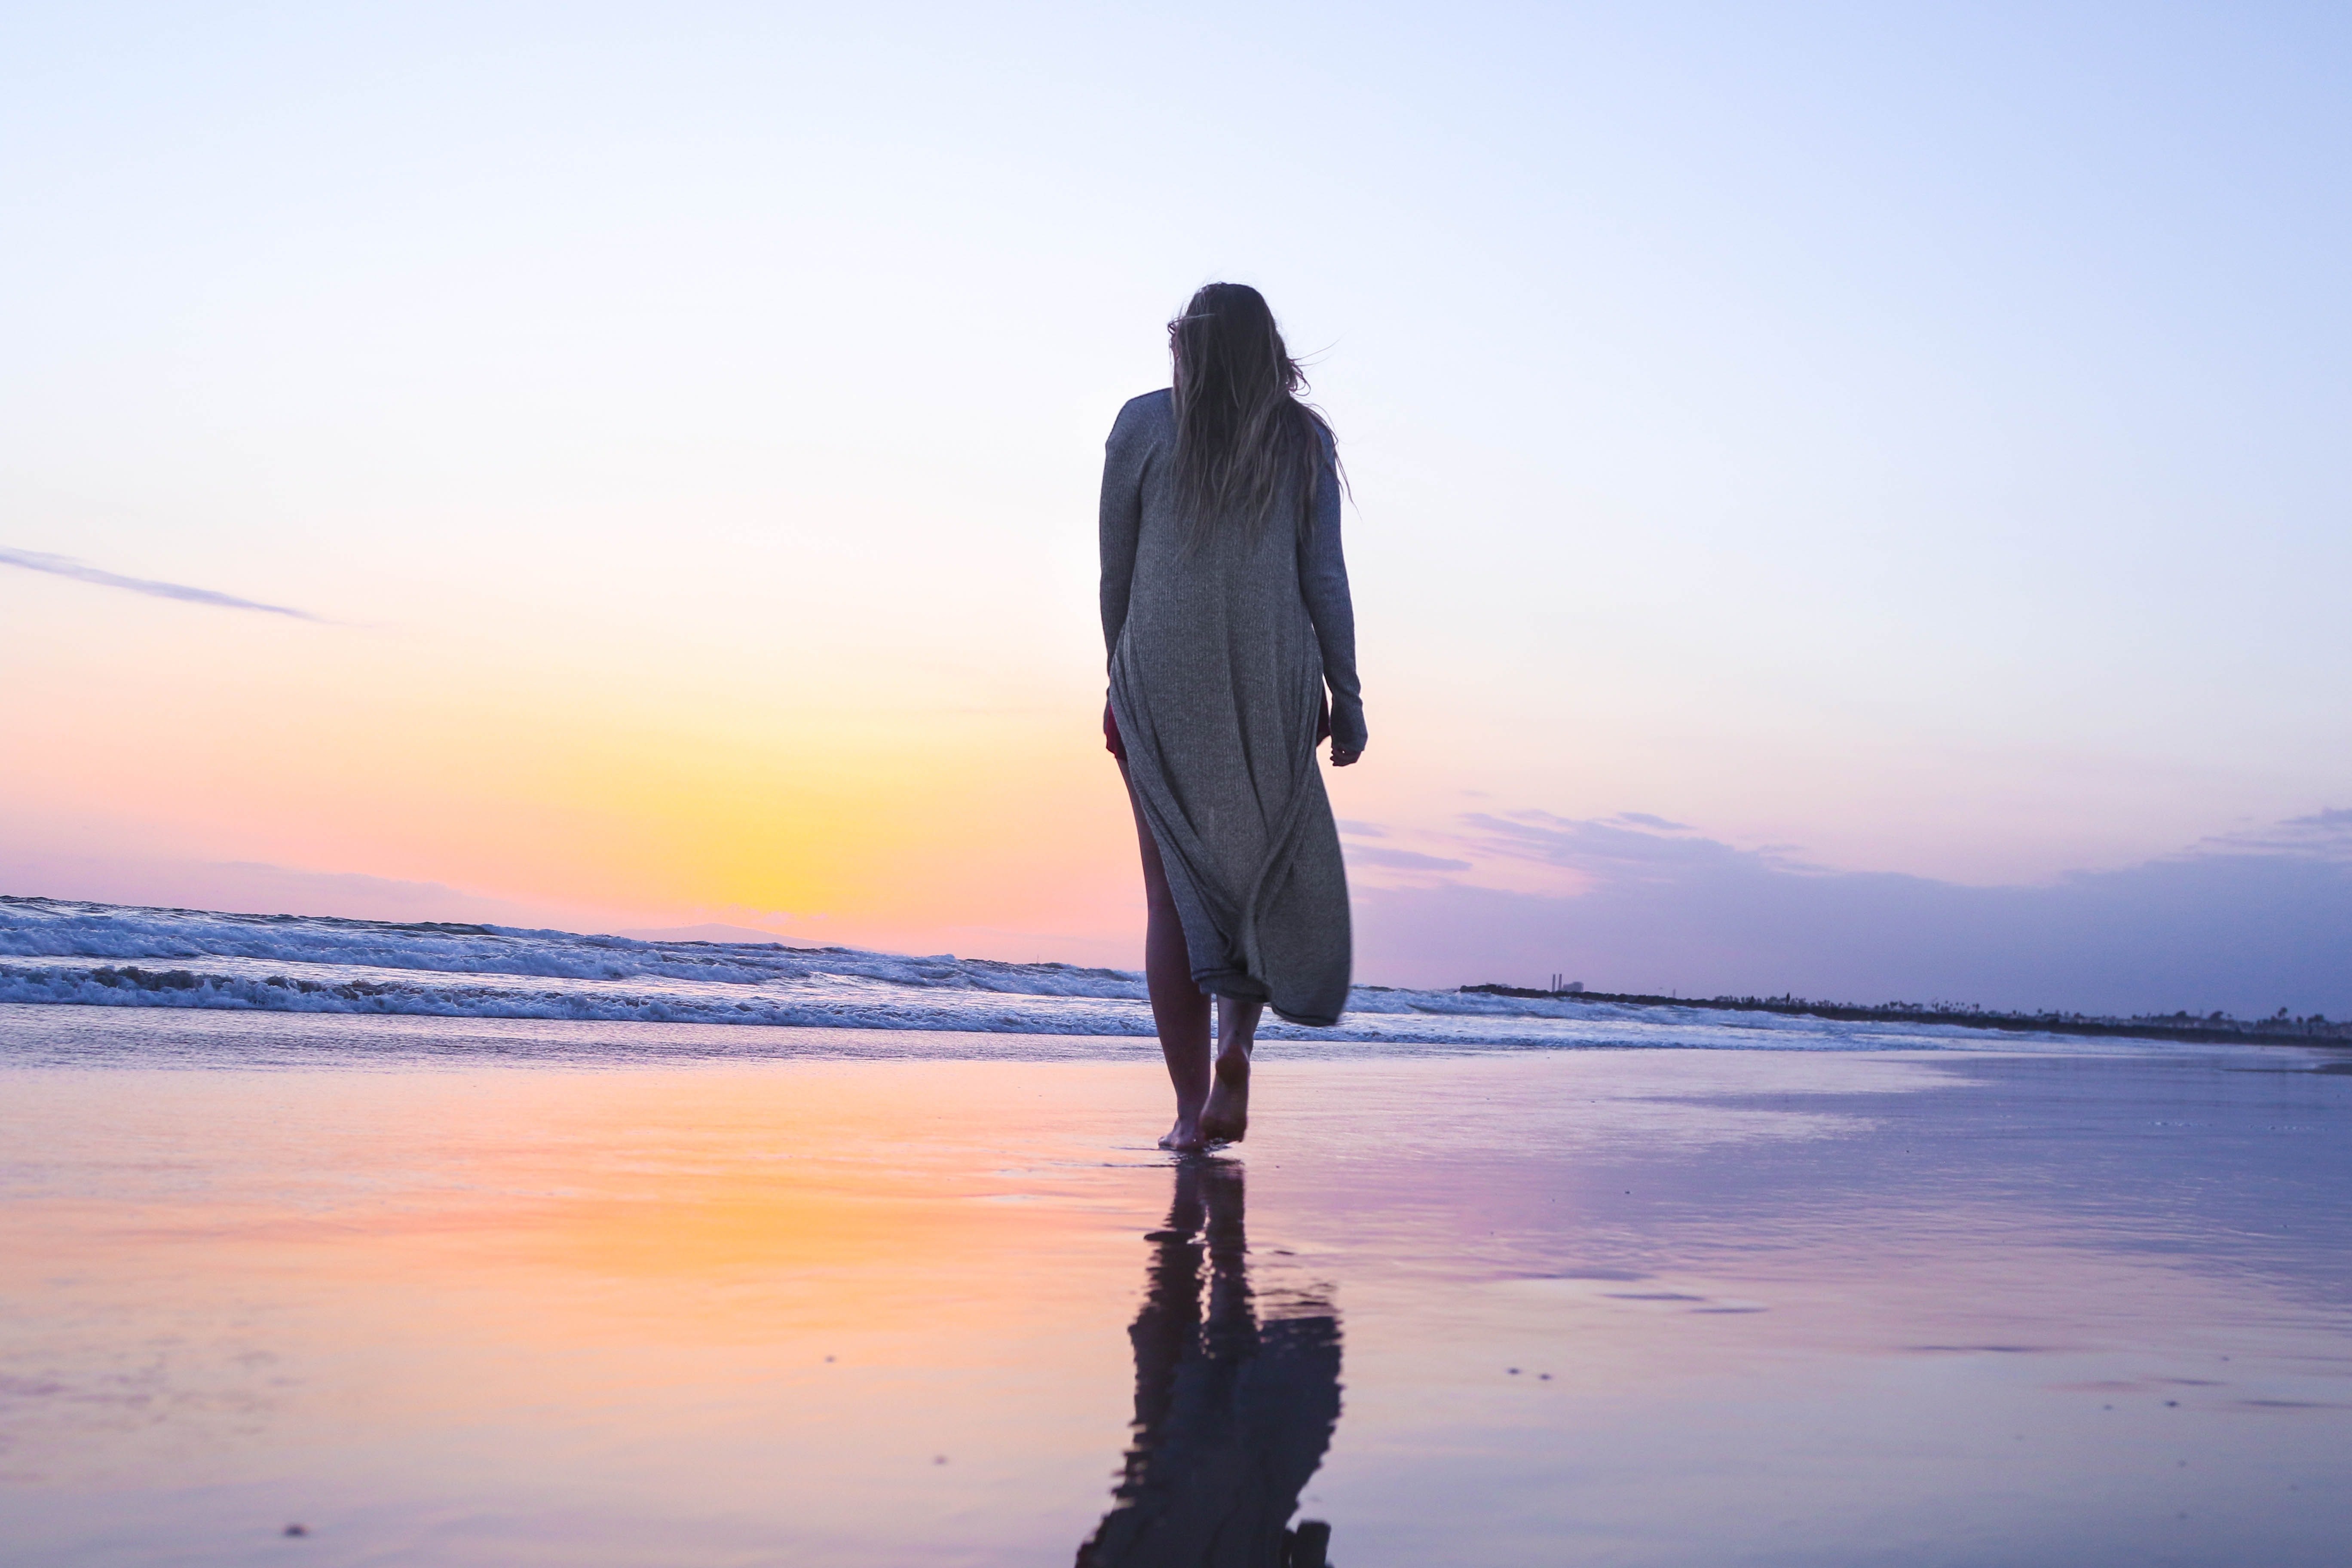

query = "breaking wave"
[0, 894, 2143, 1055]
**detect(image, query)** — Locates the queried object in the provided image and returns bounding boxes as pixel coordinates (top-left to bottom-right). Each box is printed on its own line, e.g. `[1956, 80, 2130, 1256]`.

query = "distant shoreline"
[1458, 984, 2352, 1047]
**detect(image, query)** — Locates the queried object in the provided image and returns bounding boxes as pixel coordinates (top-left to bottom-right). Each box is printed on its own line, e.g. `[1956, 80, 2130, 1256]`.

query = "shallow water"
[2, 1010, 2347, 1565]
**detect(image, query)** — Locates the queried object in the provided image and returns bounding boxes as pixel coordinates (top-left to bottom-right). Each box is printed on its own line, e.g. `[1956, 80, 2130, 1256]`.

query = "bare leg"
[1200, 996, 1262, 1143]
[1121, 759, 1212, 1150]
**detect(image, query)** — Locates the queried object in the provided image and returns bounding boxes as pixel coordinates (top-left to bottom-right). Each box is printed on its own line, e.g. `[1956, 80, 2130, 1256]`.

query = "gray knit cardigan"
[1100, 389, 1363, 1025]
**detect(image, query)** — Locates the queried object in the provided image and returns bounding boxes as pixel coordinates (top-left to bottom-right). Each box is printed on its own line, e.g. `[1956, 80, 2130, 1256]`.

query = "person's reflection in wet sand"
[1076, 1160, 1341, 1568]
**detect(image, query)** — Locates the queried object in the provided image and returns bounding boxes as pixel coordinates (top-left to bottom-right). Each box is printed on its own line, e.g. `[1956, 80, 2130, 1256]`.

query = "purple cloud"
[1352, 808, 2352, 1017]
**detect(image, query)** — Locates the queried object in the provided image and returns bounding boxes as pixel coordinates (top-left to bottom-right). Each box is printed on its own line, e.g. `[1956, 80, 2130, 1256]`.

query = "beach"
[4, 1004, 2347, 1566]
[9, 6, 2350, 1563]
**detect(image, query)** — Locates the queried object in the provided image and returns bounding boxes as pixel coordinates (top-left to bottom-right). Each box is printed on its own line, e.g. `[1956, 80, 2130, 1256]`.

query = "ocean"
[0, 893, 2162, 1061]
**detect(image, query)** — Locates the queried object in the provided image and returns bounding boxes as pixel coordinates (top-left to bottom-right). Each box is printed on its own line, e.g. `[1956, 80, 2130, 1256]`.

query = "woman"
[1100, 282, 1365, 1153]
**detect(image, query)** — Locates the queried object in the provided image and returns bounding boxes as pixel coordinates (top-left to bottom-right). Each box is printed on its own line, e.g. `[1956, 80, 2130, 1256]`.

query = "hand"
[1330, 744, 1362, 768]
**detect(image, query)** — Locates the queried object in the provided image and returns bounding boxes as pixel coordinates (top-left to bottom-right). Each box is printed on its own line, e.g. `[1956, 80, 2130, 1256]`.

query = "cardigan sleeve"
[1098, 398, 1151, 666]
[1298, 435, 1366, 753]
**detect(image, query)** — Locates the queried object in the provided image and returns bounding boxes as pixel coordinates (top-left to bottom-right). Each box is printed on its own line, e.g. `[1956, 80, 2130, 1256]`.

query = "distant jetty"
[1459, 984, 2352, 1047]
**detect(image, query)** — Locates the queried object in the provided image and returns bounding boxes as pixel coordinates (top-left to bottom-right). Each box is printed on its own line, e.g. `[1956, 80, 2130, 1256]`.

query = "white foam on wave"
[0, 894, 2093, 1054]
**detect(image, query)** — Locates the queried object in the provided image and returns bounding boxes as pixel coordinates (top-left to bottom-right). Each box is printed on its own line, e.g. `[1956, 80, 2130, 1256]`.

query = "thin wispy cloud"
[1342, 844, 1471, 873]
[2193, 808, 2352, 863]
[1459, 809, 1822, 878]
[0, 546, 324, 622]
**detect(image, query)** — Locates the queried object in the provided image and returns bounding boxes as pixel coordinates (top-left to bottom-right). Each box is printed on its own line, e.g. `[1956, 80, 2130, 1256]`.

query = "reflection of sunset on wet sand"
[3, 1062, 1171, 1553]
[5, 1024, 2349, 1565]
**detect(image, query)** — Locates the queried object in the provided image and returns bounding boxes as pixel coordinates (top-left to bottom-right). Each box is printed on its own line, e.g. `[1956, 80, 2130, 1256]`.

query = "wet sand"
[2, 1021, 2348, 1565]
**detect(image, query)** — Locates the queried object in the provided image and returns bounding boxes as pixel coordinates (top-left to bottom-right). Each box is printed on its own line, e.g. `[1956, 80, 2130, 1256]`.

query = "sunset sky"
[5, 3, 2348, 1012]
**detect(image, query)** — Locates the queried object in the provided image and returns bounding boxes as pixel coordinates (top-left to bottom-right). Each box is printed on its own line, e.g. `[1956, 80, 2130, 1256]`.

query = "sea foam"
[0, 894, 2128, 1054]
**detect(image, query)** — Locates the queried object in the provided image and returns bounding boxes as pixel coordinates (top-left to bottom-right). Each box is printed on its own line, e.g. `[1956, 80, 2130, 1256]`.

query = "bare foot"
[1200, 1048, 1250, 1144]
[1159, 1115, 1207, 1153]
[1201, 996, 1261, 1144]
